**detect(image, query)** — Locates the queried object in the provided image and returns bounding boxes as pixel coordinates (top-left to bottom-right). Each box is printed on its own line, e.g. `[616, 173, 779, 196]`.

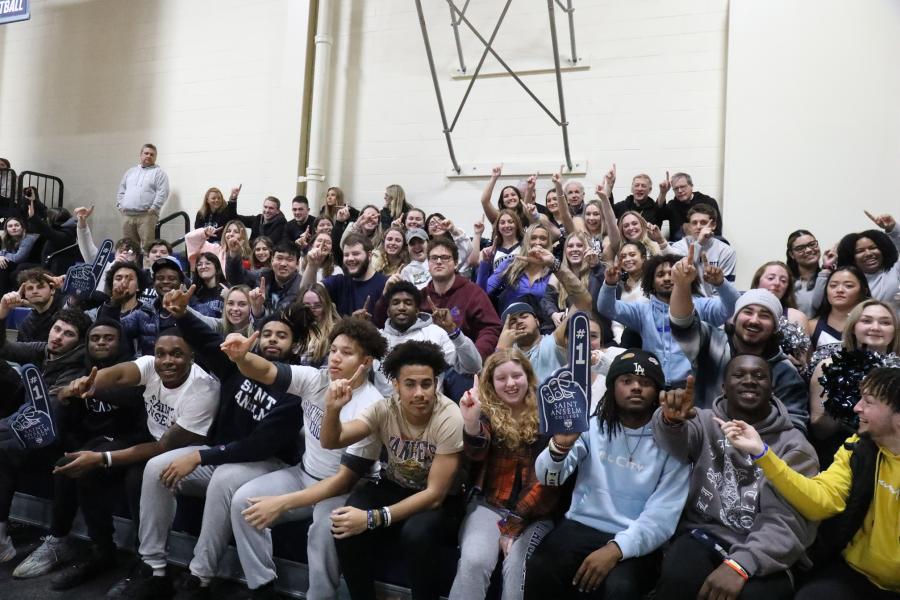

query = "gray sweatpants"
[231, 464, 347, 599]
[448, 499, 553, 600]
[137, 445, 284, 578]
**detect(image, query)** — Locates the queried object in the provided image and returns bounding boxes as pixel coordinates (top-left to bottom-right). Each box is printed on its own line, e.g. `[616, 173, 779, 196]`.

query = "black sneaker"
[106, 562, 174, 600]
[105, 559, 147, 599]
[131, 568, 175, 600]
[250, 581, 280, 599]
[50, 547, 117, 590]
[177, 573, 211, 599]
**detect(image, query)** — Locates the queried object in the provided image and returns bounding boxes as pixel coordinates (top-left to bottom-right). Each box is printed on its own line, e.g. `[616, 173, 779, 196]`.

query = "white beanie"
[734, 289, 782, 320]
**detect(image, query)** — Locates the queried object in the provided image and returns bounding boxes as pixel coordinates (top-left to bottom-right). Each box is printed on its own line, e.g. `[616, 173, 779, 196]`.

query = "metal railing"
[17, 170, 64, 209]
[155, 211, 191, 251]
[0, 168, 17, 204]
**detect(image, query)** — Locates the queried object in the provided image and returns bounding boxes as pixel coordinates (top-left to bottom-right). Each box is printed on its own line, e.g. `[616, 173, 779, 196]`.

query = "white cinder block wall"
[323, 0, 730, 239]
[4, 0, 897, 290]
[0, 0, 311, 244]
[723, 0, 900, 287]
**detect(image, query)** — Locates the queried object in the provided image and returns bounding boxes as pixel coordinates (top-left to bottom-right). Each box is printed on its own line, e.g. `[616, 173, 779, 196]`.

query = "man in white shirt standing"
[117, 143, 170, 249]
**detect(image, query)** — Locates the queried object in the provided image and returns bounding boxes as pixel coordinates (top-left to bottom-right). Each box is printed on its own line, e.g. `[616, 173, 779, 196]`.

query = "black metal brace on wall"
[413, 0, 579, 174]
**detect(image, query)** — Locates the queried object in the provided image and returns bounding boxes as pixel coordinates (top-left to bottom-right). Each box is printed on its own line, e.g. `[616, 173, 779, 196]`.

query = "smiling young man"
[105, 287, 308, 599]
[597, 252, 740, 388]
[375, 280, 481, 396]
[285, 195, 314, 251]
[653, 355, 818, 600]
[527, 350, 689, 600]
[318, 339, 463, 600]
[669, 204, 736, 297]
[0, 307, 90, 569]
[399, 228, 431, 289]
[12, 318, 146, 589]
[218, 317, 386, 600]
[53, 329, 221, 600]
[668, 253, 810, 432]
[719, 366, 900, 599]
[13, 268, 65, 343]
[302, 233, 388, 317]
[228, 241, 303, 318]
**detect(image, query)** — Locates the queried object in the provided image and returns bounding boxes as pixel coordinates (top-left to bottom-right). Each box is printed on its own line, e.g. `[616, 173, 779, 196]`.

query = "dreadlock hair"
[860, 367, 900, 413]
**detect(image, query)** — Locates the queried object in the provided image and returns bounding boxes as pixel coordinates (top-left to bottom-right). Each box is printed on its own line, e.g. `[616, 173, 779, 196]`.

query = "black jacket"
[16, 294, 65, 343]
[59, 318, 146, 449]
[175, 311, 302, 466]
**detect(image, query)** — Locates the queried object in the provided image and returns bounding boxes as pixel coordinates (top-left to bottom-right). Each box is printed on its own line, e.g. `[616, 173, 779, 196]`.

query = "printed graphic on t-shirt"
[146, 393, 175, 428]
[235, 379, 278, 421]
[86, 397, 115, 414]
[386, 435, 437, 488]
[698, 439, 762, 531]
[303, 398, 324, 440]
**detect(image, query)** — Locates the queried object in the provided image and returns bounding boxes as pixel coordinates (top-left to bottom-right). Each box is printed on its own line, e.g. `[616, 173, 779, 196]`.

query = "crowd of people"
[0, 144, 898, 600]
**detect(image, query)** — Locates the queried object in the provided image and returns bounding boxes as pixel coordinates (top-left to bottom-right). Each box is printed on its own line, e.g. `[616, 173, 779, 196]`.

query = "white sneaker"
[0, 535, 15, 563]
[12, 535, 74, 578]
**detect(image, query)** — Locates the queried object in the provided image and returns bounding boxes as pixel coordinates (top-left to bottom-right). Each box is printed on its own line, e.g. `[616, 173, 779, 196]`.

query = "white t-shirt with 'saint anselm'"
[133, 356, 220, 440]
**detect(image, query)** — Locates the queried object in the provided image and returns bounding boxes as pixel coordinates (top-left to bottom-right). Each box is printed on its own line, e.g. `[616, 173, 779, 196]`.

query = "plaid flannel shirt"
[464, 416, 560, 537]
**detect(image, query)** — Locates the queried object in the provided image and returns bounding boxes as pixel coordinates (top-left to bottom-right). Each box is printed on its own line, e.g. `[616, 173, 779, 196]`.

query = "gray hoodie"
[375, 312, 482, 396]
[653, 395, 818, 578]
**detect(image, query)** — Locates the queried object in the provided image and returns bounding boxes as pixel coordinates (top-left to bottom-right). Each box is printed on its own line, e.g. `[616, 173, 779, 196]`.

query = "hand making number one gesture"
[864, 209, 896, 233]
[659, 375, 697, 423]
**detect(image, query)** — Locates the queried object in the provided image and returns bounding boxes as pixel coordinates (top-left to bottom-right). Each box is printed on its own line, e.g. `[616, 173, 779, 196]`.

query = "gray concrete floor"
[0, 522, 254, 599]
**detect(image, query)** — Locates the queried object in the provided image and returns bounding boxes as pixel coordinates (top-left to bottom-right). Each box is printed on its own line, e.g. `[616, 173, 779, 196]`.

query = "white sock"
[197, 575, 211, 587]
[153, 567, 166, 577]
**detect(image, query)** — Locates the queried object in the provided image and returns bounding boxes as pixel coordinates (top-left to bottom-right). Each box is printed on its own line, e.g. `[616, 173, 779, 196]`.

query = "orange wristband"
[723, 558, 749, 581]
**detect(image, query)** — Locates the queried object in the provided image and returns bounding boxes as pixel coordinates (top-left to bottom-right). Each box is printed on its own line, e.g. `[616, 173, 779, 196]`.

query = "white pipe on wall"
[303, 0, 336, 212]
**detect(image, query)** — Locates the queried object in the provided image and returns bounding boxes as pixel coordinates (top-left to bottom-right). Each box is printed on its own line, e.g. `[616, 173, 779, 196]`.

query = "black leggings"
[525, 518, 658, 600]
[334, 479, 462, 600]
[796, 558, 900, 600]
[655, 533, 794, 600]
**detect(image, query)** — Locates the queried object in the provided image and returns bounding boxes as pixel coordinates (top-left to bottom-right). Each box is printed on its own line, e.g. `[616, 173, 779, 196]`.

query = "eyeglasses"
[791, 241, 819, 254]
[428, 255, 454, 263]
[119, 249, 136, 257]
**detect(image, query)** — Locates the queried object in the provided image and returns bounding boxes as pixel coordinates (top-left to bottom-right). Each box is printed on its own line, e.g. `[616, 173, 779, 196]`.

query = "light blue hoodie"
[535, 416, 690, 560]
[596, 280, 740, 385]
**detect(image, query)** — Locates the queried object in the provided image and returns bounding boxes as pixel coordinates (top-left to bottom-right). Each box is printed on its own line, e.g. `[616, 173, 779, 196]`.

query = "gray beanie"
[734, 289, 782, 320]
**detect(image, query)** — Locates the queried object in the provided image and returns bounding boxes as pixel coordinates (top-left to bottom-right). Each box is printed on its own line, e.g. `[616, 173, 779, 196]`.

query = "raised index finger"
[863, 209, 879, 224]
[686, 241, 695, 264]
[683, 375, 695, 403]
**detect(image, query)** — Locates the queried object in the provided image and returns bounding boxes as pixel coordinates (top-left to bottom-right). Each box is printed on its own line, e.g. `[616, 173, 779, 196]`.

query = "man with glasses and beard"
[301, 233, 388, 317]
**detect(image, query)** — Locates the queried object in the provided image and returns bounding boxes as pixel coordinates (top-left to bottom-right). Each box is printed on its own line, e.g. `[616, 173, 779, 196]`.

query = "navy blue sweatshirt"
[174, 311, 302, 466]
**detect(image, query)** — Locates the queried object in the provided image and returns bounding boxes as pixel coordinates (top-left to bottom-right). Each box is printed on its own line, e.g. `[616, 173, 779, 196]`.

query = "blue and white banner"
[0, 0, 29, 25]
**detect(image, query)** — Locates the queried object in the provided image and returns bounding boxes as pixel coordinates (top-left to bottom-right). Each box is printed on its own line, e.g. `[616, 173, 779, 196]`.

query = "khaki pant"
[121, 212, 159, 250]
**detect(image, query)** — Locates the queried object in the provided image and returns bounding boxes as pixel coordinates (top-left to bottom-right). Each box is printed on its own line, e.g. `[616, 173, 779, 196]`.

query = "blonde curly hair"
[478, 349, 540, 450]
